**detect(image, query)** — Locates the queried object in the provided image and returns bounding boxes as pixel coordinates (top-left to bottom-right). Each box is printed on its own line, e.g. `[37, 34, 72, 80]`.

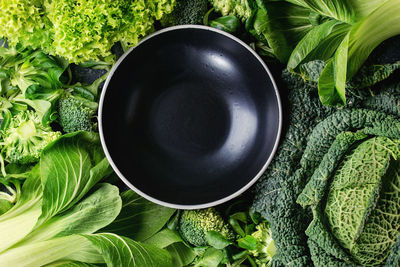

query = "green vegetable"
[161, 0, 208, 26]
[178, 208, 234, 247]
[57, 94, 98, 133]
[248, 222, 276, 267]
[0, 0, 176, 63]
[0, 45, 67, 97]
[252, 60, 400, 266]
[209, 16, 241, 33]
[0, 132, 175, 266]
[0, 110, 60, 166]
[210, 0, 252, 21]
[324, 137, 400, 265]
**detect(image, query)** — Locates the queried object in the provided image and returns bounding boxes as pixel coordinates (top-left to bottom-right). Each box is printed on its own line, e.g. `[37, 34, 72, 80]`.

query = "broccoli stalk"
[0, 110, 61, 170]
[178, 208, 235, 246]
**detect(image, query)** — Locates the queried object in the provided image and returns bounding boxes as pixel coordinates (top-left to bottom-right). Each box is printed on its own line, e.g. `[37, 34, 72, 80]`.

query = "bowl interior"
[100, 27, 281, 207]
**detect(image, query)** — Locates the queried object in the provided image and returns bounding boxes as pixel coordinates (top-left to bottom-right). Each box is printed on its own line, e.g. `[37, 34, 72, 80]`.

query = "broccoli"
[178, 208, 234, 246]
[210, 0, 252, 22]
[0, 110, 60, 165]
[249, 222, 277, 267]
[161, 0, 208, 26]
[57, 92, 98, 133]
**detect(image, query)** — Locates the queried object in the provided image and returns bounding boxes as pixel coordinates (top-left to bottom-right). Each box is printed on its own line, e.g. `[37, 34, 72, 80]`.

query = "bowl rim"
[98, 25, 283, 210]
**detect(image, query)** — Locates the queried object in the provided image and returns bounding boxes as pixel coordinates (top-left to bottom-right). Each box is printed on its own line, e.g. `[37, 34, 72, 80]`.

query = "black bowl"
[99, 26, 282, 209]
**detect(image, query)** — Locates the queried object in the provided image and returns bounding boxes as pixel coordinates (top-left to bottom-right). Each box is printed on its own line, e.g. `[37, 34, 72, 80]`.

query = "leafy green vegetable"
[209, 16, 241, 33]
[324, 137, 400, 265]
[253, 61, 400, 266]
[102, 190, 175, 242]
[248, 1, 313, 63]
[0, 0, 176, 63]
[0, 132, 175, 266]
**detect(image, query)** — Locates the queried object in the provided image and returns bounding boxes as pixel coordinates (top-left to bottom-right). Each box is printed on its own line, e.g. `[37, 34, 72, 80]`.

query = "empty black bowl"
[99, 25, 282, 209]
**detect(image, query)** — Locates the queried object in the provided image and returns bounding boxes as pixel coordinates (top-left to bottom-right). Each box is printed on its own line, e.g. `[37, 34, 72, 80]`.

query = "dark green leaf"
[165, 243, 196, 267]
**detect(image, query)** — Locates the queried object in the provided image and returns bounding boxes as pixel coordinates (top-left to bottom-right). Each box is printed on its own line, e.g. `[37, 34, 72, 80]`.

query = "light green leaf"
[39, 132, 110, 223]
[193, 247, 224, 267]
[44, 261, 98, 267]
[205, 231, 232, 249]
[16, 183, 122, 246]
[288, 20, 347, 69]
[318, 33, 349, 106]
[251, 1, 312, 63]
[82, 233, 173, 267]
[0, 235, 100, 267]
[102, 190, 175, 241]
[286, 0, 355, 23]
[0, 168, 42, 253]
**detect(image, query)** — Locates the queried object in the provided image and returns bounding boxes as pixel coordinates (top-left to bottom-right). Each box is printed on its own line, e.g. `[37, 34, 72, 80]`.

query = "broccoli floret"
[178, 208, 234, 246]
[57, 94, 98, 133]
[210, 0, 252, 22]
[0, 110, 60, 164]
[250, 222, 277, 267]
[161, 0, 208, 26]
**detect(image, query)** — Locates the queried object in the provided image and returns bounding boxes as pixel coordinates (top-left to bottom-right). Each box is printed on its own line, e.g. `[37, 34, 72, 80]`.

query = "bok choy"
[0, 132, 176, 266]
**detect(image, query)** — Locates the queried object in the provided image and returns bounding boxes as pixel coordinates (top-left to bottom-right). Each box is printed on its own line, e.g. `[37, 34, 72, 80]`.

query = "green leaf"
[82, 233, 173, 267]
[193, 247, 224, 267]
[0, 169, 42, 253]
[165, 242, 196, 267]
[237, 235, 258, 250]
[210, 16, 241, 33]
[286, 0, 355, 23]
[44, 261, 98, 267]
[318, 33, 349, 106]
[288, 20, 347, 69]
[0, 235, 101, 266]
[205, 231, 232, 249]
[102, 190, 175, 242]
[144, 228, 184, 249]
[145, 228, 196, 266]
[250, 1, 312, 63]
[16, 183, 122, 245]
[39, 132, 111, 223]
[0, 199, 13, 215]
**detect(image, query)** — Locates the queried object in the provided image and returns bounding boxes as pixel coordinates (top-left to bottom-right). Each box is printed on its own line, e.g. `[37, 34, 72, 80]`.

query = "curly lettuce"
[0, 0, 176, 63]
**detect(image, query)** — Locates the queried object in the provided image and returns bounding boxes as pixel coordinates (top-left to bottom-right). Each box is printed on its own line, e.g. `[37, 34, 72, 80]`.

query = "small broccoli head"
[161, 0, 208, 26]
[1, 110, 61, 164]
[178, 208, 234, 246]
[57, 96, 97, 133]
[250, 222, 276, 267]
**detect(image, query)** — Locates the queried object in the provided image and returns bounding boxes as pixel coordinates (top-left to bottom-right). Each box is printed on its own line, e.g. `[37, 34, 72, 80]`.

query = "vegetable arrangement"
[1, 0, 400, 266]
